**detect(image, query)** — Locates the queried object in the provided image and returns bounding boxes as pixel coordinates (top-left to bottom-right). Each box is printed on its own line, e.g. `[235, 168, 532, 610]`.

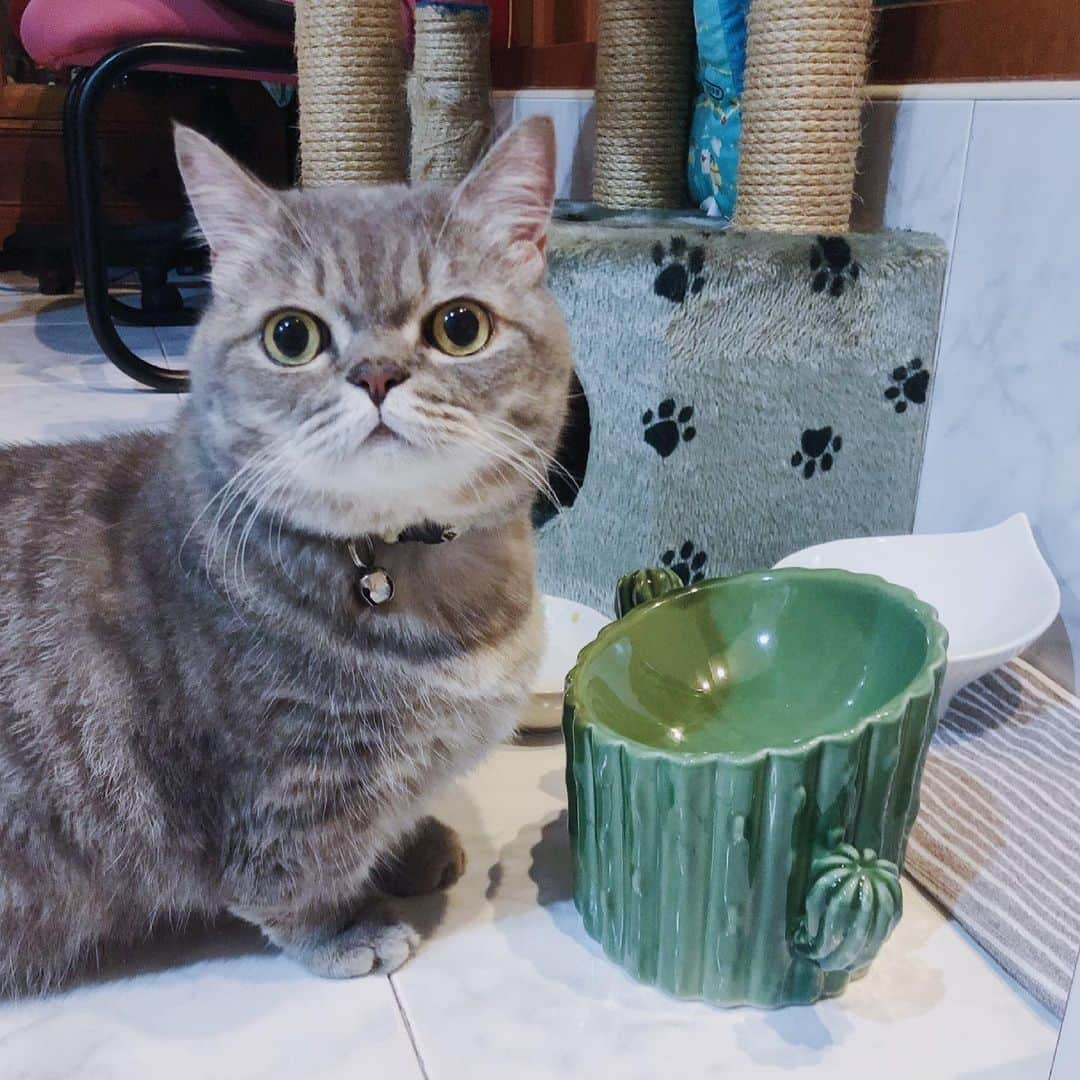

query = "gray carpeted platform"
[537, 219, 947, 613]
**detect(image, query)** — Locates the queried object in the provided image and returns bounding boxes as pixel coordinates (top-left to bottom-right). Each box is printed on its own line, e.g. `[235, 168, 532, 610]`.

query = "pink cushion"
[18, 0, 293, 70]
[16, 1, 484, 81]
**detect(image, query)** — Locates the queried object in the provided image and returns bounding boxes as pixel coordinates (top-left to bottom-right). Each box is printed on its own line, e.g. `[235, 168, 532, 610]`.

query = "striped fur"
[0, 118, 571, 992]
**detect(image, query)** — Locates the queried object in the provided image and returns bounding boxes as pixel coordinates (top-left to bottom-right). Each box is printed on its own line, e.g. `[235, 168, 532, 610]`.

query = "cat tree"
[592, 0, 694, 209]
[534, 0, 946, 612]
[408, 2, 493, 184]
[735, 0, 873, 231]
[289, 0, 946, 615]
[293, 0, 407, 186]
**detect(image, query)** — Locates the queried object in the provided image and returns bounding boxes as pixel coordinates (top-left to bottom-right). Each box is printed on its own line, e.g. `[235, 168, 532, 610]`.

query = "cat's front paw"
[245, 897, 420, 979]
[374, 816, 467, 897]
[304, 912, 419, 978]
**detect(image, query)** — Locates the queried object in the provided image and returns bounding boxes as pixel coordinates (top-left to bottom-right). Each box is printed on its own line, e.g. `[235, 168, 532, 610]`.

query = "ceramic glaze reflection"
[576, 572, 935, 755]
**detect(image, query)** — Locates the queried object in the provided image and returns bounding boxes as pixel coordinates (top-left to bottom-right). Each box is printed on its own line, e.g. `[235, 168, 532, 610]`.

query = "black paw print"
[884, 358, 930, 413]
[652, 236, 706, 304]
[642, 400, 696, 458]
[661, 541, 708, 585]
[791, 426, 842, 479]
[810, 236, 860, 297]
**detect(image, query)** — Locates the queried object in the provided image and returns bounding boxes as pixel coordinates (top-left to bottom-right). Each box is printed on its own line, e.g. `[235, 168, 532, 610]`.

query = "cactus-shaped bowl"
[564, 568, 948, 1007]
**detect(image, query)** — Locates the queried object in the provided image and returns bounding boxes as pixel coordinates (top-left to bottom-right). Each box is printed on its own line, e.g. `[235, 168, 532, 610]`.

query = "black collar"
[392, 521, 459, 545]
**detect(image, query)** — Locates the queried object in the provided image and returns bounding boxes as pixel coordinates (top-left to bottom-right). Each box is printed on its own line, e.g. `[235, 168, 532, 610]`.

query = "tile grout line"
[947, 100, 978, 286]
[912, 97, 977, 529]
[389, 976, 431, 1080]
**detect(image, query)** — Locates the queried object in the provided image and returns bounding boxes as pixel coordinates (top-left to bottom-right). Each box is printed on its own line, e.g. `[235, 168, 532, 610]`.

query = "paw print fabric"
[662, 541, 709, 586]
[653, 238, 706, 304]
[643, 400, 696, 458]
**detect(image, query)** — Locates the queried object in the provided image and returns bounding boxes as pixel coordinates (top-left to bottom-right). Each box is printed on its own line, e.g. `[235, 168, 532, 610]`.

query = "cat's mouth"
[366, 421, 404, 446]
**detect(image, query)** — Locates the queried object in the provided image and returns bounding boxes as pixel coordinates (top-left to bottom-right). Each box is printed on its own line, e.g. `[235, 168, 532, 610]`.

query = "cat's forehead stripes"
[272, 190, 445, 333]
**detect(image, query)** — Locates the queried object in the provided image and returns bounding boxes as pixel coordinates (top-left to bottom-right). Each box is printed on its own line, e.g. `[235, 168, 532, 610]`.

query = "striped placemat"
[906, 658, 1080, 1016]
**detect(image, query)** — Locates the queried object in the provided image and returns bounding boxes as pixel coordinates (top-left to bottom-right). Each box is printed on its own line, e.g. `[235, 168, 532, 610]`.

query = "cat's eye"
[426, 300, 492, 358]
[262, 309, 327, 366]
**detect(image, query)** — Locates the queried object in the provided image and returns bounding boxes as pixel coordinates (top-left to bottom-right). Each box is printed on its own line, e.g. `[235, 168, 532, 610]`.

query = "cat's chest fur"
[190, 521, 543, 906]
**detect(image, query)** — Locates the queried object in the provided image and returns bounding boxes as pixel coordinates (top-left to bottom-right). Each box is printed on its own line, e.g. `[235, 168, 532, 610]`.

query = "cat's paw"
[374, 816, 467, 897]
[305, 912, 419, 978]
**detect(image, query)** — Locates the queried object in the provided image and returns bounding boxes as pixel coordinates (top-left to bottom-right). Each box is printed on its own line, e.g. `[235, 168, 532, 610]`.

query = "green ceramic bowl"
[563, 567, 948, 1008]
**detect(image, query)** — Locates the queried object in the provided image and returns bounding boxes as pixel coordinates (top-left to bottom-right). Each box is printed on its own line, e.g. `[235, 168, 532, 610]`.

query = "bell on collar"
[355, 567, 395, 607]
[347, 537, 395, 607]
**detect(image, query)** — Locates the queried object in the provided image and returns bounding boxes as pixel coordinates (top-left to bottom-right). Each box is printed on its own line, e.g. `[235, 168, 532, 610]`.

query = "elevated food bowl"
[564, 567, 948, 1008]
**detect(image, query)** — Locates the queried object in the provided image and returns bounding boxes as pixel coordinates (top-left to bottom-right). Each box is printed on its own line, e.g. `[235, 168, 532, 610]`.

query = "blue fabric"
[687, 0, 749, 220]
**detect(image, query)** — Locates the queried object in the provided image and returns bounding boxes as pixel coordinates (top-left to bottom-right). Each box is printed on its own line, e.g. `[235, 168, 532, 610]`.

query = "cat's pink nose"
[346, 362, 409, 407]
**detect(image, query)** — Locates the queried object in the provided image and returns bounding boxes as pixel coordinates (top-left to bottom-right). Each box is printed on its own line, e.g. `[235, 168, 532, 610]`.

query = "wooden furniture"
[493, 0, 597, 88]
[7, 0, 293, 387]
[871, 0, 1080, 83]
[490, 1, 1080, 88]
[0, 76, 289, 294]
[1, 82, 182, 253]
[0, 77, 193, 292]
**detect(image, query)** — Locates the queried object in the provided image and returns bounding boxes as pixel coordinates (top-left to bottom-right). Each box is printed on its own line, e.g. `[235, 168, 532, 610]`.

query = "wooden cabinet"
[0, 77, 289, 285]
[871, 0, 1080, 83]
[494, 0, 597, 88]
[0, 81, 187, 243]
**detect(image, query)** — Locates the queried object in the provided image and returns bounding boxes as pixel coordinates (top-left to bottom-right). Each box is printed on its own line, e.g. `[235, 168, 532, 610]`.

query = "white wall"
[854, 84, 1080, 691]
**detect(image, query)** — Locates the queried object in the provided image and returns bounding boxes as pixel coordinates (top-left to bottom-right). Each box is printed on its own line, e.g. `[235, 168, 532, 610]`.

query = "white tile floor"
[0, 272, 1064, 1078]
[0, 272, 188, 441]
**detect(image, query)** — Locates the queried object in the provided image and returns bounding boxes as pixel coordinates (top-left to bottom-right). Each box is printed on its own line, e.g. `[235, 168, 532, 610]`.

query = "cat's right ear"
[173, 125, 278, 254]
[451, 116, 556, 284]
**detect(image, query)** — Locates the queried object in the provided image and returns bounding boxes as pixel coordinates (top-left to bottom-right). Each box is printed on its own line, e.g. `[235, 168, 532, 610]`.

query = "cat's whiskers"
[198, 408, 342, 604]
[484, 413, 578, 493]
[412, 399, 569, 490]
[225, 411, 349, 599]
[230, 460, 297, 599]
[181, 437, 287, 570]
[194, 411, 330, 573]
[409, 402, 560, 501]
[465, 425, 561, 508]
[214, 457, 292, 607]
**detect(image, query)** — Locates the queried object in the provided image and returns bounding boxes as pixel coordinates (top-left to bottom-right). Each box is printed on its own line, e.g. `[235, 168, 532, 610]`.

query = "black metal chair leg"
[65, 40, 296, 391]
[62, 66, 91, 279]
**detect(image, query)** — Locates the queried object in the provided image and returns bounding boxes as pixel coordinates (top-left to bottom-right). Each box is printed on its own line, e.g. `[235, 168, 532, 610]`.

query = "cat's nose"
[345, 362, 410, 407]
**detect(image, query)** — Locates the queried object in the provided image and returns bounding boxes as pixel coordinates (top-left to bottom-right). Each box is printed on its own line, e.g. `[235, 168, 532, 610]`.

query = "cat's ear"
[452, 116, 556, 283]
[173, 124, 278, 254]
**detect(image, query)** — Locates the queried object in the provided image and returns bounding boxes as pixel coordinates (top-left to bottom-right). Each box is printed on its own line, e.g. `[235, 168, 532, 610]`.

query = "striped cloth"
[906, 659, 1080, 1016]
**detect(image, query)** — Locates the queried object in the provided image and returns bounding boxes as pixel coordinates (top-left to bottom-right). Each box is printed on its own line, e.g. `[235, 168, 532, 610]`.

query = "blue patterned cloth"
[687, 0, 749, 220]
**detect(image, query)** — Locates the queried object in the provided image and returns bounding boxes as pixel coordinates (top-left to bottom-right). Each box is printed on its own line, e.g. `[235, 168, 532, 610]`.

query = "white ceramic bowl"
[775, 514, 1060, 712]
[522, 596, 611, 732]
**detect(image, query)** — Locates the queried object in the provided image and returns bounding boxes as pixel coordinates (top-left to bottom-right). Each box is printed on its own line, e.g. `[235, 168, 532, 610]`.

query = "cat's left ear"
[453, 116, 556, 283]
[174, 124, 279, 255]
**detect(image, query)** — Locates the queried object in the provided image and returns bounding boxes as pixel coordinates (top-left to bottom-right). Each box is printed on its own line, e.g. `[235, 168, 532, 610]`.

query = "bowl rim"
[563, 567, 950, 765]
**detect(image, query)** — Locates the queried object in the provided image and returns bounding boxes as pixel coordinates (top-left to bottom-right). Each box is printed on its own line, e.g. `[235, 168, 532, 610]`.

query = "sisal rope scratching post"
[293, 0, 407, 187]
[593, 0, 694, 210]
[734, 0, 873, 232]
[409, 3, 492, 185]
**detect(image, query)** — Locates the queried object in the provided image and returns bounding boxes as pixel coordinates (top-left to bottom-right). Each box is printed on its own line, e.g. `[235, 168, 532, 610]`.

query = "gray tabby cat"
[0, 116, 570, 993]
